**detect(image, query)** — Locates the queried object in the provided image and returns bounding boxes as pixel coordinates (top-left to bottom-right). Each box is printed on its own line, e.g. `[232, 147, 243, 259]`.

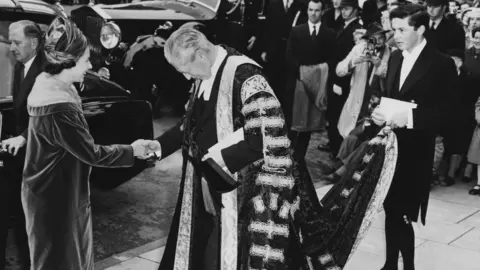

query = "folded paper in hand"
[378, 97, 417, 122]
[208, 128, 244, 153]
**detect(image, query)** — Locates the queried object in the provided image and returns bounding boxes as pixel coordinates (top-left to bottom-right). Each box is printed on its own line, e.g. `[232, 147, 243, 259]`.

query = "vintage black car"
[70, 0, 267, 118]
[0, 0, 154, 190]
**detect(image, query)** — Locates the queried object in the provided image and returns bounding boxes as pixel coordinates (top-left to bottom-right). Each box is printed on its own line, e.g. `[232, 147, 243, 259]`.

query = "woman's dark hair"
[43, 17, 89, 75]
[390, 4, 430, 31]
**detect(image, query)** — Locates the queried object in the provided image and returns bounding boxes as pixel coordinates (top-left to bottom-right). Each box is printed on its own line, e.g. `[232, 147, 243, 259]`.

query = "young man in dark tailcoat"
[371, 4, 457, 270]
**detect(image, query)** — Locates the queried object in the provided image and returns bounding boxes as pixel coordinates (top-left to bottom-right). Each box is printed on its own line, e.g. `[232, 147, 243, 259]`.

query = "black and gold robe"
[157, 47, 398, 270]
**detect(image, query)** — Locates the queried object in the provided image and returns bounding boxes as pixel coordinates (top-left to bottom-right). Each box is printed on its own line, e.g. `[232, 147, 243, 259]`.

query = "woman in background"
[21, 17, 147, 270]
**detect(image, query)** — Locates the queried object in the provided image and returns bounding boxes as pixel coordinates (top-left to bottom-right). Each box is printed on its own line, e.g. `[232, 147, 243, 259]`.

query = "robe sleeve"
[52, 110, 134, 167]
[155, 122, 184, 160]
[222, 74, 288, 174]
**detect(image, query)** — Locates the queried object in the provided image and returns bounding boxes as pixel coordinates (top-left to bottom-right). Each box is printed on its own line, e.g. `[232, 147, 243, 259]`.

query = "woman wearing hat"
[21, 17, 148, 270]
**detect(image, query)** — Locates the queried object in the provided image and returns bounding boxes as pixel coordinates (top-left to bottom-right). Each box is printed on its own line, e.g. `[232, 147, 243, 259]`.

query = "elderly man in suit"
[286, 0, 336, 169]
[371, 4, 457, 270]
[0, 20, 44, 270]
[319, 0, 363, 156]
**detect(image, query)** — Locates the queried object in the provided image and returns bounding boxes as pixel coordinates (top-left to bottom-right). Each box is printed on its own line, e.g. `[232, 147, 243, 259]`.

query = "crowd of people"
[1, 0, 480, 269]
[259, 0, 480, 195]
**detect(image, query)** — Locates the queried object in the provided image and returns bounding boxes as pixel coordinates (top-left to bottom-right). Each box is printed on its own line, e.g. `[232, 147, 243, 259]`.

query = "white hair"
[164, 26, 211, 67]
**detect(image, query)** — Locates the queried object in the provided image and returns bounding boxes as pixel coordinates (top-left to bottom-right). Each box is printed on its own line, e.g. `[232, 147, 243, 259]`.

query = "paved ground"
[95, 130, 480, 270]
[98, 181, 480, 270]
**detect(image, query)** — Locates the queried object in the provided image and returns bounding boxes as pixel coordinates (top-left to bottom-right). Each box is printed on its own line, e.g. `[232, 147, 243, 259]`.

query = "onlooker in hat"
[319, 0, 363, 157]
[323, 22, 392, 182]
[425, 0, 466, 53]
[322, 0, 346, 32]
[433, 48, 479, 186]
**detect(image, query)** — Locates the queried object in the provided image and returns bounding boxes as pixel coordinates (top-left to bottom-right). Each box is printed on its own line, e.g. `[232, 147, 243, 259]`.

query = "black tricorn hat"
[340, 0, 360, 8]
[363, 22, 389, 38]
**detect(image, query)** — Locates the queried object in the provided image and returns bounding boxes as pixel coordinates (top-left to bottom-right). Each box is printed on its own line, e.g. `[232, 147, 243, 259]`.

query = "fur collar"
[28, 72, 82, 107]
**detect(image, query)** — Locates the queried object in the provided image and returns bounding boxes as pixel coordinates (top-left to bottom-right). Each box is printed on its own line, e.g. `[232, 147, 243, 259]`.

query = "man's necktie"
[430, 21, 436, 31]
[312, 25, 317, 39]
[14, 62, 25, 94]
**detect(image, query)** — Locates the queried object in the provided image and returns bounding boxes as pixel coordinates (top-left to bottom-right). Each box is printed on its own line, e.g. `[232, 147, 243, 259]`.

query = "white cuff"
[407, 108, 414, 129]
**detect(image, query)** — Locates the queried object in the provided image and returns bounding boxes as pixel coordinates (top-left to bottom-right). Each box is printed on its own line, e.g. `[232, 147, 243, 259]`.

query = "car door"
[82, 97, 154, 191]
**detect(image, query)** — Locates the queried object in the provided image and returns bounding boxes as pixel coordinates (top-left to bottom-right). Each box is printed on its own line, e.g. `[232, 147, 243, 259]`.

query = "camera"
[364, 38, 379, 57]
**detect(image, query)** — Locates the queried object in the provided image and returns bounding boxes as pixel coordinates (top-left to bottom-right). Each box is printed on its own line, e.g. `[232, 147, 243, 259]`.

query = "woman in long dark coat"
[21, 17, 145, 270]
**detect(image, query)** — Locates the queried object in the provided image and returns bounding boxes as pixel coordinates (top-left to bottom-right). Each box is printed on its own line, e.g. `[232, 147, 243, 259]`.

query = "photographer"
[323, 23, 392, 181]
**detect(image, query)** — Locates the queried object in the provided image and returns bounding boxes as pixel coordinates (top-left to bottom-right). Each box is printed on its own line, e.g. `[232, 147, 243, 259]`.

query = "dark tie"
[312, 25, 317, 39]
[14, 62, 25, 95]
[430, 21, 436, 31]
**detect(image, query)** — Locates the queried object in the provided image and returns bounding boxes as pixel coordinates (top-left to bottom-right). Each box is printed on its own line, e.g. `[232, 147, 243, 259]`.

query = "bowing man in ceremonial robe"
[150, 25, 400, 270]
[371, 4, 457, 270]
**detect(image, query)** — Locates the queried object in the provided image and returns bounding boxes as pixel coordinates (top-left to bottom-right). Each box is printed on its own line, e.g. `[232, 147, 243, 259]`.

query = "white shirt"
[398, 38, 427, 129]
[284, 0, 292, 9]
[23, 55, 36, 78]
[400, 38, 427, 89]
[308, 21, 321, 36]
[197, 46, 227, 101]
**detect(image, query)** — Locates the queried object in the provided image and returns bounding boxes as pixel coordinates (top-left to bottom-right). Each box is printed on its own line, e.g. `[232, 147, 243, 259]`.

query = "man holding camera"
[323, 23, 392, 182]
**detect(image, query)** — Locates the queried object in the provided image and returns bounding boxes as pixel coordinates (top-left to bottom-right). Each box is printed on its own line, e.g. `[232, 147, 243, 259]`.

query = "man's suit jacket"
[425, 17, 465, 54]
[361, 0, 378, 27]
[383, 43, 457, 224]
[331, 18, 363, 95]
[12, 52, 45, 138]
[322, 8, 345, 33]
[263, 0, 303, 60]
[286, 23, 336, 76]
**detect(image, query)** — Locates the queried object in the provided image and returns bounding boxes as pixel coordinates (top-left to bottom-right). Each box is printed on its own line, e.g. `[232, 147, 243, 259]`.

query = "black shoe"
[440, 176, 455, 187]
[317, 143, 331, 152]
[469, 185, 480, 195]
[462, 176, 472, 183]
